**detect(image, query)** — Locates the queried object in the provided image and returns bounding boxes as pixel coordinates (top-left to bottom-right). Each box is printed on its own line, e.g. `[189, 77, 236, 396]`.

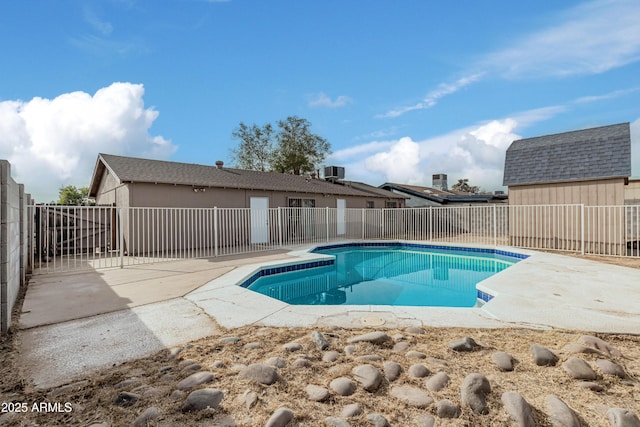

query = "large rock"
[425, 372, 450, 392]
[181, 388, 224, 412]
[562, 357, 597, 380]
[436, 400, 460, 418]
[112, 392, 139, 407]
[265, 407, 294, 427]
[330, 377, 357, 396]
[176, 371, 214, 391]
[383, 361, 403, 382]
[352, 364, 383, 392]
[606, 408, 640, 427]
[502, 391, 535, 427]
[133, 406, 161, 427]
[461, 373, 491, 415]
[312, 331, 330, 350]
[342, 403, 362, 417]
[347, 331, 391, 345]
[448, 337, 480, 352]
[325, 417, 351, 427]
[531, 344, 559, 366]
[545, 395, 581, 427]
[579, 335, 622, 357]
[239, 364, 278, 385]
[390, 385, 434, 408]
[596, 359, 626, 378]
[305, 384, 330, 402]
[323, 351, 341, 363]
[408, 364, 430, 378]
[283, 342, 303, 352]
[492, 352, 517, 372]
[367, 413, 390, 427]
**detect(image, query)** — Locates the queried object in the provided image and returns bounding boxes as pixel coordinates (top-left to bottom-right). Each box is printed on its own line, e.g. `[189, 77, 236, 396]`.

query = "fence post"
[362, 209, 365, 240]
[277, 207, 283, 247]
[119, 208, 124, 268]
[429, 207, 433, 241]
[326, 207, 330, 242]
[213, 207, 218, 257]
[381, 209, 385, 239]
[580, 204, 585, 255]
[493, 204, 497, 247]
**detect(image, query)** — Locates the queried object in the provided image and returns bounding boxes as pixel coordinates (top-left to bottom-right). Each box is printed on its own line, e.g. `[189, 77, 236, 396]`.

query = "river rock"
[390, 385, 434, 408]
[330, 377, 357, 396]
[323, 351, 341, 362]
[283, 342, 303, 352]
[176, 371, 214, 391]
[348, 331, 391, 345]
[305, 384, 330, 402]
[182, 389, 223, 413]
[367, 413, 390, 427]
[425, 371, 450, 392]
[596, 359, 626, 378]
[393, 341, 411, 352]
[437, 399, 461, 418]
[545, 395, 581, 427]
[492, 351, 517, 371]
[342, 403, 362, 417]
[239, 364, 278, 385]
[415, 414, 436, 427]
[449, 337, 480, 352]
[383, 361, 403, 381]
[405, 326, 425, 334]
[579, 335, 622, 357]
[265, 357, 286, 368]
[502, 391, 535, 427]
[312, 331, 330, 350]
[265, 407, 294, 427]
[562, 357, 597, 380]
[352, 364, 383, 392]
[112, 392, 139, 407]
[461, 373, 491, 415]
[606, 408, 640, 427]
[406, 350, 427, 359]
[531, 344, 558, 366]
[408, 364, 430, 378]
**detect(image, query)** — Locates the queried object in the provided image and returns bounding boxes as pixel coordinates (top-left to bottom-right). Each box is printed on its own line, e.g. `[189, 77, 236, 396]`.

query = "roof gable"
[503, 123, 631, 186]
[89, 153, 401, 200]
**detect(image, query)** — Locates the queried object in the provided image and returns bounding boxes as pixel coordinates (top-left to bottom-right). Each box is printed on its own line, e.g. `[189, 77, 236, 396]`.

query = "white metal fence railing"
[30, 204, 640, 273]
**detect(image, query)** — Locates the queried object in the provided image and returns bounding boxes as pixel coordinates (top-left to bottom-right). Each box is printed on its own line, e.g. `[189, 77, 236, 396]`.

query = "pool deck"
[17, 243, 640, 388]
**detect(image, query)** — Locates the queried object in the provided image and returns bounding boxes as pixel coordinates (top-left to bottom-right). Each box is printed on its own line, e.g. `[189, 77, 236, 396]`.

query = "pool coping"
[185, 240, 640, 333]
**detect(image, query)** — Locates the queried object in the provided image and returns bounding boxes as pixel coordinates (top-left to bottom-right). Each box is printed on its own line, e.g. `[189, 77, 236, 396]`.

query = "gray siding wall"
[1, 160, 31, 333]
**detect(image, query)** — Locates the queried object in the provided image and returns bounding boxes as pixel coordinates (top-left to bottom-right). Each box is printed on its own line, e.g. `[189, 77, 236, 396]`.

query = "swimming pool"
[243, 242, 526, 307]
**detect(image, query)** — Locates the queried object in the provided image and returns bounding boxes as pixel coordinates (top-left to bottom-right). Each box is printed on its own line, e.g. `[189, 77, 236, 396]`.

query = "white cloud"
[0, 82, 177, 202]
[485, 0, 640, 79]
[83, 6, 113, 36]
[381, 0, 640, 118]
[364, 137, 424, 184]
[308, 93, 353, 108]
[338, 118, 525, 191]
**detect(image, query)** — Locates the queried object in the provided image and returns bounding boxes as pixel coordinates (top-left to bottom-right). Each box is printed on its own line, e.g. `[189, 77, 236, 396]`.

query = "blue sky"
[1, 0, 639, 202]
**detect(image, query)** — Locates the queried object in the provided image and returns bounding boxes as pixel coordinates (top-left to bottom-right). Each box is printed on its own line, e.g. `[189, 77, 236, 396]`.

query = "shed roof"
[89, 153, 403, 200]
[503, 122, 631, 186]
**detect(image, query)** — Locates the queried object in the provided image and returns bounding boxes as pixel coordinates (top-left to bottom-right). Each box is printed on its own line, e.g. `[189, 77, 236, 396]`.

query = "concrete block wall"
[1, 160, 31, 333]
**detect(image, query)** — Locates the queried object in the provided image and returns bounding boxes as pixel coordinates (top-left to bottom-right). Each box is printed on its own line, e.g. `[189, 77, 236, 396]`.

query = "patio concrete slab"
[19, 298, 220, 389]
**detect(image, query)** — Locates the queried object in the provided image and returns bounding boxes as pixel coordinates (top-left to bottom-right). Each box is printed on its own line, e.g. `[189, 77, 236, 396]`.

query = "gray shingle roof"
[90, 153, 401, 199]
[503, 123, 631, 186]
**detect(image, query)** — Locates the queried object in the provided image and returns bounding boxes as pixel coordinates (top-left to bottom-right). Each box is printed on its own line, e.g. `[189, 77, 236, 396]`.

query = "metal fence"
[30, 204, 640, 274]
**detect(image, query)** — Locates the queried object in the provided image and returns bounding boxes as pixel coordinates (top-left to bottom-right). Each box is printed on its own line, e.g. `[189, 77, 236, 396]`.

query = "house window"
[385, 201, 398, 208]
[288, 198, 316, 208]
[366, 201, 375, 209]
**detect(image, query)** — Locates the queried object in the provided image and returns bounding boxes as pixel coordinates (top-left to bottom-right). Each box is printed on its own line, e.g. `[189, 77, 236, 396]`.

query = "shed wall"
[508, 179, 625, 206]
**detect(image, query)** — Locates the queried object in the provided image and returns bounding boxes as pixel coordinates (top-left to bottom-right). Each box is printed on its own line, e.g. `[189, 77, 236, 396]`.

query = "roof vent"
[215, 160, 224, 169]
[324, 166, 345, 181]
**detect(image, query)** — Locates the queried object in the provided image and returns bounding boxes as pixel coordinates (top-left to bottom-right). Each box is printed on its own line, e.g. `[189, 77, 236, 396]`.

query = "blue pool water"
[245, 243, 525, 308]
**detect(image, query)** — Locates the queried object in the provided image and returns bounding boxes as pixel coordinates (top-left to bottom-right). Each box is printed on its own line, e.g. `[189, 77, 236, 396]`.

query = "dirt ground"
[1, 253, 638, 427]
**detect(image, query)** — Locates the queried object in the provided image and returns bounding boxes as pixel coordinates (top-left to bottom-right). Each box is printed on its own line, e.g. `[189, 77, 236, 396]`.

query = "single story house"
[379, 179, 507, 208]
[89, 153, 406, 209]
[87, 154, 406, 253]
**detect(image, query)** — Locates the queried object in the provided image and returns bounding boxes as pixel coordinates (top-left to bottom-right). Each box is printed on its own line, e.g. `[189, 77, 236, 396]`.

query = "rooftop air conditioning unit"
[324, 166, 345, 180]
